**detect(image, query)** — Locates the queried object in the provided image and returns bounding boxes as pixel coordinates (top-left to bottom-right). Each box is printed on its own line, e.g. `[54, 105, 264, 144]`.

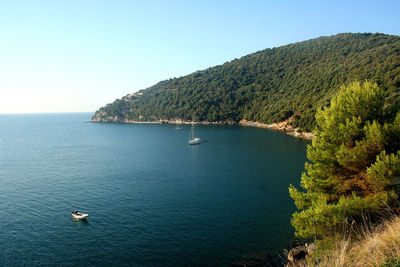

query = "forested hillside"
[92, 33, 400, 131]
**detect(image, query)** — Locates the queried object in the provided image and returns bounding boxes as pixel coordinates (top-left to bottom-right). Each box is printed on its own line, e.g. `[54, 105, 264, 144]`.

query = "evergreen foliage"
[289, 81, 400, 239]
[92, 33, 400, 131]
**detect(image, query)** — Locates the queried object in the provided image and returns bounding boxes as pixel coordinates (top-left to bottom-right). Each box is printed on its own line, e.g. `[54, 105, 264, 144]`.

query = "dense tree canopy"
[92, 33, 400, 131]
[289, 81, 400, 239]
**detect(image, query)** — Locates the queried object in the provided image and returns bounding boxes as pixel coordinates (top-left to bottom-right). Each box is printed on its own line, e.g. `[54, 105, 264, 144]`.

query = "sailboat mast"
[190, 122, 194, 140]
[189, 116, 196, 140]
[188, 116, 201, 145]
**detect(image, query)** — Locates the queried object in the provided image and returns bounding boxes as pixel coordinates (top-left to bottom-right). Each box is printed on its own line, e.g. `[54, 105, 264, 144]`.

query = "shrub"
[290, 81, 400, 239]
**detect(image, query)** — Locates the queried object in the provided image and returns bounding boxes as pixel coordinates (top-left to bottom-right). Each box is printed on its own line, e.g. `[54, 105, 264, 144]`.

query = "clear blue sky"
[0, 0, 399, 113]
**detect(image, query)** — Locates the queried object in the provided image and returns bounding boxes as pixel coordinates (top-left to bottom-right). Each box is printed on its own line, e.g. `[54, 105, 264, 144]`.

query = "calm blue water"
[0, 113, 308, 266]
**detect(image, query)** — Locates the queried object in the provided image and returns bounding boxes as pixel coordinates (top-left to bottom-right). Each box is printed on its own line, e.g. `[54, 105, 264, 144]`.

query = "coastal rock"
[287, 246, 307, 262]
[286, 243, 315, 267]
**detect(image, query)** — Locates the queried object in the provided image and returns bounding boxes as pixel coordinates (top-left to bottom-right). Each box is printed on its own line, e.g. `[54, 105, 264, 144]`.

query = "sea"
[0, 113, 309, 266]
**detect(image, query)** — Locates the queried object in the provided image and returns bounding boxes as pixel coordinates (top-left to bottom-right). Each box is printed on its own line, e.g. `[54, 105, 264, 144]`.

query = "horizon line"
[0, 111, 95, 115]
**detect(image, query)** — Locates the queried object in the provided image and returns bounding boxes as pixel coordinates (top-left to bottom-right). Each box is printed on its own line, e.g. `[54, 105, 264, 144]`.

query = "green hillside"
[92, 33, 400, 131]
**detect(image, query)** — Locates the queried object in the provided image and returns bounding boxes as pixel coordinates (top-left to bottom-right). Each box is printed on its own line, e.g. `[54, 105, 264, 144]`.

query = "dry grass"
[310, 216, 400, 267]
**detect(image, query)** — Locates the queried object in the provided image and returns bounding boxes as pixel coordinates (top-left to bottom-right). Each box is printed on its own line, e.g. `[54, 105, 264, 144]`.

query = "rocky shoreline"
[91, 114, 314, 140]
[238, 119, 314, 140]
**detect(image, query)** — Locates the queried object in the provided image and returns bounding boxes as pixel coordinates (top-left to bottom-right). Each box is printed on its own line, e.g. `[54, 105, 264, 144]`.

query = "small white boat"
[188, 119, 201, 145]
[72, 210, 88, 220]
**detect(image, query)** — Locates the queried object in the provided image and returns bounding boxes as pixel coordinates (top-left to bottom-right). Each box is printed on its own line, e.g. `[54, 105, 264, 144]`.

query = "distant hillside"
[92, 33, 400, 131]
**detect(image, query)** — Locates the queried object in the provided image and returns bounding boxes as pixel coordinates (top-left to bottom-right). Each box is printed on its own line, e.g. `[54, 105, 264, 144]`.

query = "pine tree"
[290, 81, 400, 239]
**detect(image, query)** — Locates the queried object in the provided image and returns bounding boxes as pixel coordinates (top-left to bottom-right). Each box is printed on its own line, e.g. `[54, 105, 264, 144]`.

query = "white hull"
[72, 213, 88, 220]
[189, 137, 201, 145]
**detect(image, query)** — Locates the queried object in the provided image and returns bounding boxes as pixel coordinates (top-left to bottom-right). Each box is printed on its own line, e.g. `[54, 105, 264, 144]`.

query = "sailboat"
[188, 119, 201, 145]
